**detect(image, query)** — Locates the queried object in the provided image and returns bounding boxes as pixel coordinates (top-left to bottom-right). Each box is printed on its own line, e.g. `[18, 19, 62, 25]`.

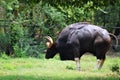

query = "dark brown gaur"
[45, 22, 118, 71]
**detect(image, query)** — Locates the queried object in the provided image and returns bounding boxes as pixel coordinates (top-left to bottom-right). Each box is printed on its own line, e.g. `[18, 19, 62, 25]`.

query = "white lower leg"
[75, 58, 80, 71]
[96, 59, 104, 70]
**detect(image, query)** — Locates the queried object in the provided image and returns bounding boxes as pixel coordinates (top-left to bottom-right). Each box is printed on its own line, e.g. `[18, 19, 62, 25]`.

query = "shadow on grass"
[0, 75, 119, 80]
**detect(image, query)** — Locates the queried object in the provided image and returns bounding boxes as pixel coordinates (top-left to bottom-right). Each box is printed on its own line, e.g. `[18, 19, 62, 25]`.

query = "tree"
[0, 0, 120, 57]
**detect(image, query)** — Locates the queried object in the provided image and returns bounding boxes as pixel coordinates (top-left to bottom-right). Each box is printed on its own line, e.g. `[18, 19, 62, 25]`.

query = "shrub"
[33, 1, 67, 37]
[0, 34, 11, 54]
[111, 64, 120, 75]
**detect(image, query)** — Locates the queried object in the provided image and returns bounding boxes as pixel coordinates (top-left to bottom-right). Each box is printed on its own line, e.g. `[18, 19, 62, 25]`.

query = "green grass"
[0, 54, 120, 80]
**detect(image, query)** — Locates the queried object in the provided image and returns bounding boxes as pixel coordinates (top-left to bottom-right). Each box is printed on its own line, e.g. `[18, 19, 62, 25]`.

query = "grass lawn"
[0, 54, 120, 80]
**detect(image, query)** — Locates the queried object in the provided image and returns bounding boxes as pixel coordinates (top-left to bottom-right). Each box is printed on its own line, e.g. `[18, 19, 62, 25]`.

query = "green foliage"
[94, 0, 120, 32]
[8, 22, 29, 57]
[58, 1, 94, 24]
[66, 65, 74, 70]
[10, 23, 24, 45]
[0, 34, 11, 53]
[33, 1, 67, 36]
[111, 64, 120, 75]
[13, 43, 28, 58]
[10, 22, 43, 58]
[43, 0, 116, 7]
[6, 0, 19, 11]
[43, 4, 66, 26]
[0, 0, 120, 57]
[0, 52, 10, 60]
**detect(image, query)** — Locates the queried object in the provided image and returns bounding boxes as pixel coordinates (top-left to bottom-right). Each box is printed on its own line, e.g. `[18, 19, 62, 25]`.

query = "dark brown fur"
[45, 22, 111, 61]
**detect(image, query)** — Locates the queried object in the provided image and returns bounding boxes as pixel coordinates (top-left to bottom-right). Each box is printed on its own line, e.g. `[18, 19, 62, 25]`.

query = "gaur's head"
[45, 36, 58, 59]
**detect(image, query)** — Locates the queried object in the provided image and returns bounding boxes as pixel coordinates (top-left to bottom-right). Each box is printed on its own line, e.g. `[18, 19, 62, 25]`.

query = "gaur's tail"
[109, 33, 118, 49]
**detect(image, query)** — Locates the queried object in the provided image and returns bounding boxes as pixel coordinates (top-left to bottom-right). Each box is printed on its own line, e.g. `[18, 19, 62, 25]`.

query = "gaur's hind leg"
[95, 59, 105, 69]
[94, 50, 107, 70]
[94, 36, 109, 70]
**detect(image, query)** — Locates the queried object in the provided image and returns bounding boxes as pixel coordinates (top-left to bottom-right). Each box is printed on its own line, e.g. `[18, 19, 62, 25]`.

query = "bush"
[94, 1, 120, 32]
[0, 52, 10, 60]
[111, 64, 120, 75]
[33, 2, 67, 37]
[0, 34, 11, 54]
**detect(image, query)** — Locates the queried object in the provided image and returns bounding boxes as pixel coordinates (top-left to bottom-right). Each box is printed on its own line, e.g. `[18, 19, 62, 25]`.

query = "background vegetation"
[0, 0, 120, 57]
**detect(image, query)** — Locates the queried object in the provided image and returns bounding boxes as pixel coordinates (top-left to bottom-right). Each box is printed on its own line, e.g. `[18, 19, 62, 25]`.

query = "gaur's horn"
[45, 36, 53, 48]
